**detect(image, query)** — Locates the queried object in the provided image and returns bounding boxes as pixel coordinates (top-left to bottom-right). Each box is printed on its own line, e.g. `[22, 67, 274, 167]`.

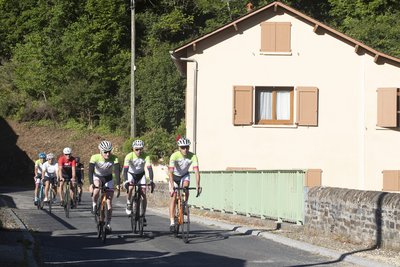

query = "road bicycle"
[37, 178, 56, 213]
[63, 179, 76, 218]
[94, 185, 120, 243]
[172, 186, 201, 243]
[37, 181, 45, 210]
[129, 183, 153, 237]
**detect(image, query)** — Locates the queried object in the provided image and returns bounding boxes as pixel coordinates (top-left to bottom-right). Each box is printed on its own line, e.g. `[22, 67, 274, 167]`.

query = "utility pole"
[130, 0, 136, 138]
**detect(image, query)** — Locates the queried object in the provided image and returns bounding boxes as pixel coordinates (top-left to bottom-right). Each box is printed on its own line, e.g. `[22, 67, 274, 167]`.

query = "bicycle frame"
[173, 186, 201, 243]
[95, 186, 110, 244]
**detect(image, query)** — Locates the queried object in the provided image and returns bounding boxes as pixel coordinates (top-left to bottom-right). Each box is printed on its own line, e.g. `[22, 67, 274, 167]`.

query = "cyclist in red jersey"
[58, 147, 77, 207]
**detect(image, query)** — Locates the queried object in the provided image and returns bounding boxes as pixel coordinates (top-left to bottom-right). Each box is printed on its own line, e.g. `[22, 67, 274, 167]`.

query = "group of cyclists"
[33, 136, 201, 233]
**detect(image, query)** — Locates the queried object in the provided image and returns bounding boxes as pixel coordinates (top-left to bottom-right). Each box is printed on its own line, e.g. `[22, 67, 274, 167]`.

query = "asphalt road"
[0, 187, 354, 267]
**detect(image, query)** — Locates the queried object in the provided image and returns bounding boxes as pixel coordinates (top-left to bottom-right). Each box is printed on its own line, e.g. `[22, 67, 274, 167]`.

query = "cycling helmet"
[63, 147, 72, 154]
[132, 139, 144, 149]
[177, 136, 191, 147]
[98, 140, 112, 152]
[46, 153, 55, 160]
[75, 156, 80, 163]
[38, 152, 46, 159]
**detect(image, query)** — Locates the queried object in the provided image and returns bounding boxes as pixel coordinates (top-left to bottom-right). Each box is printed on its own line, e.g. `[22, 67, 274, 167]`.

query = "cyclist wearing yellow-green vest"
[89, 140, 121, 232]
[123, 140, 154, 224]
[168, 136, 201, 231]
[34, 152, 46, 206]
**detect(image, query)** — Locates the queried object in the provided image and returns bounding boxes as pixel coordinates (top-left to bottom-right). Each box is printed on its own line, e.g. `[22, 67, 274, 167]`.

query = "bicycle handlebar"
[173, 186, 202, 197]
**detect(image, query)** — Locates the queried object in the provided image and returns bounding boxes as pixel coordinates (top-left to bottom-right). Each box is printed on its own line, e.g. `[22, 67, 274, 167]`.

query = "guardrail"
[190, 170, 306, 224]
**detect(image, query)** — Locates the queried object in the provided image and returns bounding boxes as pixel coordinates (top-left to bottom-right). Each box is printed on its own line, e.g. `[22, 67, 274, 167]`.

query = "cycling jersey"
[169, 151, 199, 177]
[123, 152, 151, 174]
[35, 159, 45, 175]
[88, 154, 120, 184]
[42, 161, 58, 178]
[58, 155, 76, 179]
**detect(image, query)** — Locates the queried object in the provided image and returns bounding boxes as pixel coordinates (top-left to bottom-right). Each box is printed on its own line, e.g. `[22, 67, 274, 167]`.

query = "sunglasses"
[64, 154, 71, 156]
[179, 146, 189, 150]
[135, 148, 143, 151]
[102, 150, 111, 154]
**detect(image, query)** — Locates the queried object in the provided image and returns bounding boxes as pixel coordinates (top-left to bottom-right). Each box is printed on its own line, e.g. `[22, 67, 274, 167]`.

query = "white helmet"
[177, 136, 191, 147]
[46, 153, 55, 160]
[98, 140, 112, 152]
[63, 147, 72, 154]
[132, 139, 144, 149]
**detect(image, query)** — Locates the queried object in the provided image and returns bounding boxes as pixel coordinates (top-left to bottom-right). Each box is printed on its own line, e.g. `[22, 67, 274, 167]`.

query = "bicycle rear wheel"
[64, 183, 70, 218]
[181, 202, 190, 243]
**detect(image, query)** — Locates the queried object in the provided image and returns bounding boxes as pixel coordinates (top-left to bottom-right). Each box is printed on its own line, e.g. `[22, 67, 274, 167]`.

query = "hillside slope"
[0, 118, 125, 186]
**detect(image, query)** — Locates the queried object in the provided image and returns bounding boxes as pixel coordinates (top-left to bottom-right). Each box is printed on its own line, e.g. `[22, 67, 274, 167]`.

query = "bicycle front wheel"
[181, 202, 190, 243]
[64, 184, 70, 218]
[102, 201, 108, 243]
[39, 186, 45, 210]
[138, 198, 144, 237]
[130, 195, 136, 234]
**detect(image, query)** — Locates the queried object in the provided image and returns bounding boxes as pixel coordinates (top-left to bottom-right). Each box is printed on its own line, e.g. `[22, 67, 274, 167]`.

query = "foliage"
[1, 0, 400, 158]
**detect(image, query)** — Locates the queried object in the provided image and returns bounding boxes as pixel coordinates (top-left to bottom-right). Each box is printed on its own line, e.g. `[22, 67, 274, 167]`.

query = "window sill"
[259, 51, 292, 56]
[252, 124, 297, 129]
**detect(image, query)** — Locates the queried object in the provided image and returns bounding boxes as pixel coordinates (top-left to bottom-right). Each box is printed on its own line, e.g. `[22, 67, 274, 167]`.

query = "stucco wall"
[305, 187, 400, 250]
[183, 8, 400, 191]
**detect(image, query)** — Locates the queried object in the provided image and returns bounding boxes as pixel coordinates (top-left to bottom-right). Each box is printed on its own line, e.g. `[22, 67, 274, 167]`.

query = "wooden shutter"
[377, 88, 397, 127]
[261, 22, 291, 52]
[382, 170, 400, 191]
[261, 22, 275, 52]
[275, 22, 291, 52]
[296, 87, 318, 126]
[233, 86, 253, 125]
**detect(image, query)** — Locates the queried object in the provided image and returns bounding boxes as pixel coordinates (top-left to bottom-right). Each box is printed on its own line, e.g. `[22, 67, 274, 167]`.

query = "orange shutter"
[377, 88, 397, 127]
[275, 22, 291, 52]
[296, 87, 318, 126]
[382, 170, 400, 191]
[260, 22, 275, 52]
[233, 86, 253, 125]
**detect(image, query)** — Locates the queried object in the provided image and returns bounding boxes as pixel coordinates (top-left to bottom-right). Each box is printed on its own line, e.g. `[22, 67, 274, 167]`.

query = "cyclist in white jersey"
[34, 152, 46, 206]
[123, 140, 155, 224]
[168, 136, 201, 232]
[41, 153, 59, 202]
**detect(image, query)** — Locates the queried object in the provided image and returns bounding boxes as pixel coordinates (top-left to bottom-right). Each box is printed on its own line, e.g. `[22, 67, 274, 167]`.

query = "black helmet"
[75, 156, 80, 163]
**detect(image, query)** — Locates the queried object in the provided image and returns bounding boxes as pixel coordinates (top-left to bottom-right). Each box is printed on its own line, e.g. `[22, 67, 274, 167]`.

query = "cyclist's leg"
[104, 179, 114, 229]
[92, 176, 102, 213]
[59, 178, 65, 205]
[181, 174, 190, 202]
[69, 178, 76, 207]
[34, 176, 40, 205]
[169, 176, 181, 229]
[44, 178, 50, 201]
[139, 175, 147, 216]
[125, 173, 135, 214]
[77, 177, 83, 202]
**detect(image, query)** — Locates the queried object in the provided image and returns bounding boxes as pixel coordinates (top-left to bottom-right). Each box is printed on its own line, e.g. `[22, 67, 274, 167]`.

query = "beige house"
[170, 1, 400, 192]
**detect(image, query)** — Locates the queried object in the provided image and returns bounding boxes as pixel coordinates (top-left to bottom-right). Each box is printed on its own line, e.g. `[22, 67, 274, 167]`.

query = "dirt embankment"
[0, 118, 126, 187]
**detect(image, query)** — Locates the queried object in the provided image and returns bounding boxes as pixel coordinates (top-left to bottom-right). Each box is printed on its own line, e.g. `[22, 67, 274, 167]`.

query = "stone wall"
[305, 187, 400, 250]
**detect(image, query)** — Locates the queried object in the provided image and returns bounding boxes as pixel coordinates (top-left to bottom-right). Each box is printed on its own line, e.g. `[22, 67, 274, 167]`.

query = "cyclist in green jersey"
[168, 136, 201, 232]
[89, 140, 121, 232]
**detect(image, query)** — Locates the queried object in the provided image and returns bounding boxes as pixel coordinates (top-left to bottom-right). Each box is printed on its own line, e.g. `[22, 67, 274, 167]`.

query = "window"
[255, 87, 293, 125]
[377, 88, 399, 127]
[233, 86, 318, 126]
[260, 22, 291, 53]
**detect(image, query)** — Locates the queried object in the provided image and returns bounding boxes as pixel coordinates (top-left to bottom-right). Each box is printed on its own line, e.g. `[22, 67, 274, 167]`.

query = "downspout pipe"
[169, 51, 198, 153]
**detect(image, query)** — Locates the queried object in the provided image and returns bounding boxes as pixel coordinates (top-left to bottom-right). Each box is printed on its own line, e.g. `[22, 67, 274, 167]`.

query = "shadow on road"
[35, 230, 246, 266]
